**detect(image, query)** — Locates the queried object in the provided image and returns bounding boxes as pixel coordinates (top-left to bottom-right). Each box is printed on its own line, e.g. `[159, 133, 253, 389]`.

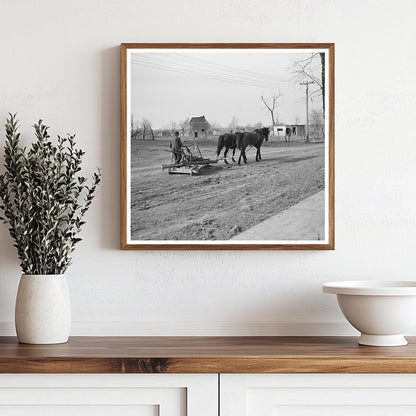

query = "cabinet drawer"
[0, 374, 217, 416]
[221, 374, 416, 416]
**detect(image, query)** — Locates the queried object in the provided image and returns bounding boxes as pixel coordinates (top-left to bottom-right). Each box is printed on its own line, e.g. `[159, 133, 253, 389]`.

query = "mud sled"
[162, 143, 217, 176]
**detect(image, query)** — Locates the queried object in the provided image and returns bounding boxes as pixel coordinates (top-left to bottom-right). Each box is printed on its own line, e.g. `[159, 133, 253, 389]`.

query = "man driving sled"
[170, 131, 183, 164]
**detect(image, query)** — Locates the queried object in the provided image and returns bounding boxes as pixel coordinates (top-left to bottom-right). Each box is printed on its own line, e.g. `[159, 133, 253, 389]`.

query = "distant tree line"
[131, 115, 267, 140]
[131, 116, 154, 140]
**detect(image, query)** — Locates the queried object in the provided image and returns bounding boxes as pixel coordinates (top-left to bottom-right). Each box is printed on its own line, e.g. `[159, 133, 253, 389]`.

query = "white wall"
[0, 0, 416, 336]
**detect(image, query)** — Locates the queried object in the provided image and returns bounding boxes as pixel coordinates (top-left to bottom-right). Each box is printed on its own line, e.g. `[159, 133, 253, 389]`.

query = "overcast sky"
[130, 50, 324, 130]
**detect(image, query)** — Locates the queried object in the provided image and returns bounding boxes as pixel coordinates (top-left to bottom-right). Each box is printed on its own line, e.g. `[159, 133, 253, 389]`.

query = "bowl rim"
[322, 281, 416, 296]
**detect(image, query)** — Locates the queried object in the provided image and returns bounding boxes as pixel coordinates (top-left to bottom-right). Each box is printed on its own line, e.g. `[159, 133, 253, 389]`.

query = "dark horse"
[216, 133, 237, 164]
[236, 127, 270, 165]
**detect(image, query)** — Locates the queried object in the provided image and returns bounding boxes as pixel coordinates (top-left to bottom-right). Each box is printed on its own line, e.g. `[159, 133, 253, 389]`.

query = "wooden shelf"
[0, 336, 416, 373]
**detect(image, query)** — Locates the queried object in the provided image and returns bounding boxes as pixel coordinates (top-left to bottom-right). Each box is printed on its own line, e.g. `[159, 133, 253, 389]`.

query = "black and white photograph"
[121, 44, 334, 249]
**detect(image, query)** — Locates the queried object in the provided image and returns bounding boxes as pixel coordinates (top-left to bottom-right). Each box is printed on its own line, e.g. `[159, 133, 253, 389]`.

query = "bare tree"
[209, 120, 218, 134]
[320, 52, 325, 113]
[180, 117, 190, 137]
[131, 115, 140, 139]
[294, 115, 301, 125]
[309, 109, 324, 140]
[228, 116, 239, 132]
[141, 118, 154, 140]
[290, 53, 325, 114]
[169, 121, 179, 133]
[261, 92, 282, 126]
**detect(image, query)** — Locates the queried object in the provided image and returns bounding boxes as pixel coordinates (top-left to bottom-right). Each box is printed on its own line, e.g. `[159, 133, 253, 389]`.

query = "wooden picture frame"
[121, 43, 334, 250]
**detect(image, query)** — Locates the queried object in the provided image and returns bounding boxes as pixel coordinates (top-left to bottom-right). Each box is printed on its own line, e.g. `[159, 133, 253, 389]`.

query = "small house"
[273, 124, 287, 137]
[291, 124, 306, 137]
[273, 124, 306, 139]
[189, 115, 211, 139]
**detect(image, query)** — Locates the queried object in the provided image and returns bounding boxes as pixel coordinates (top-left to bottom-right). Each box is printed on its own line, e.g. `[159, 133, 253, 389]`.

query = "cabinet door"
[221, 374, 416, 416]
[0, 374, 217, 416]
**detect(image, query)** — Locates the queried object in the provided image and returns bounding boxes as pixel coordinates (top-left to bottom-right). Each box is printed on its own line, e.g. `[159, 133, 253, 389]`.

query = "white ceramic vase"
[15, 274, 71, 344]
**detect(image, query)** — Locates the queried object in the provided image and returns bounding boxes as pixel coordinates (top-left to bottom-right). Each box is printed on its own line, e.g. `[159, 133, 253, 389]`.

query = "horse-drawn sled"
[162, 142, 218, 176]
[162, 126, 270, 175]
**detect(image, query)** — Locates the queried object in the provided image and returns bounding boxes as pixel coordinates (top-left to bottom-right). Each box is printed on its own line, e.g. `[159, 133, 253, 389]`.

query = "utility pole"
[300, 81, 314, 142]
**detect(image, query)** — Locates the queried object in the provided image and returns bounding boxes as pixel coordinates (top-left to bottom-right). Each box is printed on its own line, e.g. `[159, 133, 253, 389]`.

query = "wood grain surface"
[0, 336, 415, 373]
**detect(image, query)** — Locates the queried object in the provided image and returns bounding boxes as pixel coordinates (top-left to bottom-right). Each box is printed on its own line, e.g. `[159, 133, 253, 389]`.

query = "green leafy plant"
[0, 113, 101, 274]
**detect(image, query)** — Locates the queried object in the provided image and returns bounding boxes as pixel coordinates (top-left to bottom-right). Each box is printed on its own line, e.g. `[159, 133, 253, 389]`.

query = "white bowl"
[323, 281, 416, 346]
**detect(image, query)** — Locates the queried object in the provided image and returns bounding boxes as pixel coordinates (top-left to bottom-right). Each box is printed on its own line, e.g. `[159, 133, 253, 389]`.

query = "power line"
[131, 57, 279, 89]
[138, 54, 273, 81]
[132, 61, 275, 90]
[300, 81, 315, 142]
[131, 59, 280, 90]
[173, 52, 286, 82]
[135, 55, 280, 87]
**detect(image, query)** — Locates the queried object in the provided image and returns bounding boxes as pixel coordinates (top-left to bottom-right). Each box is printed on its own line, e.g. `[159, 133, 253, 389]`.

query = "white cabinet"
[221, 374, 416, 416]
[0, 374, 218, 416]
[4, 373, 416, 415]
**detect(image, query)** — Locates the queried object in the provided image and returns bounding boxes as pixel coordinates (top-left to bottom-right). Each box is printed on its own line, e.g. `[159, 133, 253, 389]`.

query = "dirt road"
[130, 138, 325, 241]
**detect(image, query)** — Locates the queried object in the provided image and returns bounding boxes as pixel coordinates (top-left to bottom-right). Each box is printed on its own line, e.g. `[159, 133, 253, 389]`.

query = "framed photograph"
[121, 43, 334, 250]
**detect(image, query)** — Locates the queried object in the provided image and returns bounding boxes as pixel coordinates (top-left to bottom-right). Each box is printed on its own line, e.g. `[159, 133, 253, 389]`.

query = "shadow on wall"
[228, 283, 340, 335]
[0, 223, 20, 324]
[100, 47, 121, 250]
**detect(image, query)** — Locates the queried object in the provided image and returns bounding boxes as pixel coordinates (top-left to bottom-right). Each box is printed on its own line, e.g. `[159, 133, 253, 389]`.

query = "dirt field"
[130, 137, 325, 240]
